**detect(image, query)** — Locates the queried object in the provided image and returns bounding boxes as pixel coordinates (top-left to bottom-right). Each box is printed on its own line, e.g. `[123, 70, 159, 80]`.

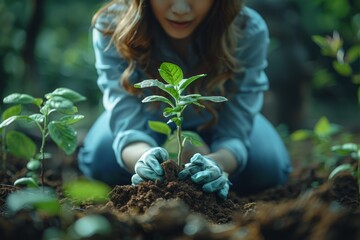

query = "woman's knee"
[77, 112, 131, 185]
[232, 114, 292, 194]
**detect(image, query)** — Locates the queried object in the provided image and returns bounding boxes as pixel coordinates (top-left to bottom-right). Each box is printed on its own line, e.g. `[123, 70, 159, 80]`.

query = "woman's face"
[150, 0, 214, 40]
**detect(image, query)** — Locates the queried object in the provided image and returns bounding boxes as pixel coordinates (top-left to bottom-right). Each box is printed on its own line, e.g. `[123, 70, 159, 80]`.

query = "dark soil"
[108, 160, 239, 224]
[1, 152, 360, 239]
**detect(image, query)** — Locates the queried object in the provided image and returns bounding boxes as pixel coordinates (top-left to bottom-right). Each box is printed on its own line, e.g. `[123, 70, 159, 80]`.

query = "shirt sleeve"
[210, 8, 270, 175]
[92, 28, 158, 169]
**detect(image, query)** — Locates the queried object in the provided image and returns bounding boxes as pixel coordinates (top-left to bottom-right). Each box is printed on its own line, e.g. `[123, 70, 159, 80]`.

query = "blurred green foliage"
[1, 0, 359, 129]
[294, 0, 360, 96]
[0, 0, 102, 112]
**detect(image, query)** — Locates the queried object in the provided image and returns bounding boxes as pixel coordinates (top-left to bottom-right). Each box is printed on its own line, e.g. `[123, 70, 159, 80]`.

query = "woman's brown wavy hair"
[93, 0, 246, 128]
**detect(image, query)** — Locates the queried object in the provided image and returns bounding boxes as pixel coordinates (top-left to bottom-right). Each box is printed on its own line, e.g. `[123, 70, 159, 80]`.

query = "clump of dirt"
[233, 196, 360, 240]
[108, 160, 240, 224]
[231, 173, 360, 240]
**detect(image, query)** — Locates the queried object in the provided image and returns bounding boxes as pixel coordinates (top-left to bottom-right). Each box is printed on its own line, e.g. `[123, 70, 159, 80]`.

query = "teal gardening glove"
[131, 147, 169, 185]
[178, 153, 231, 199]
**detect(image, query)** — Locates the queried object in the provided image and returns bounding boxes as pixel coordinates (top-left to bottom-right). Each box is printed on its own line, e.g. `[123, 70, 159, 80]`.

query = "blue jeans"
[78, 112, 292, 194]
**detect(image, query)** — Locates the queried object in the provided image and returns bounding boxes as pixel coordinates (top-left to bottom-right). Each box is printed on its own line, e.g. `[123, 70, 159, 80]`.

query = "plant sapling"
[134, 62, 227, 167]
[329, 143, 360, 193]
[0, 88, 86, 187]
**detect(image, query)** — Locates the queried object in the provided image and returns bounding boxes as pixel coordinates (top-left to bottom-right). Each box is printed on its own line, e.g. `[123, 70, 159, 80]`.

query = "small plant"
[1, 105, 36, 174]
[290, 116, 353, 170]
[0, 88, 86, 186]
[329, 143, 360, 193]
[134, 62, 227, 167]
[6, 179, 112, 240]
[312, 31, 360, 103]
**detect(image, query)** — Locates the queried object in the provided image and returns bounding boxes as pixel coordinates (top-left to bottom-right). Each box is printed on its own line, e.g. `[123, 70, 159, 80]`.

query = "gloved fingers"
[191, 168, 222, 184]
[189, 153, 206, 166]
[135, 163, 164, 181]
[140, 147, 168, 175]
[142, 157, 164, 176]
[217, 182, 230, 199]
[190, 154, 220, 171]
[202, 176, 227, 193]
[131, 173, 145, 185]
[152, 147, 169, 162]
[178, 164, 203, 180]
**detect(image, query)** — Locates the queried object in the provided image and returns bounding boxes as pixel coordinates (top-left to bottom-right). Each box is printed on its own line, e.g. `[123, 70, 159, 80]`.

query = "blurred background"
[1, 0, 360, 135]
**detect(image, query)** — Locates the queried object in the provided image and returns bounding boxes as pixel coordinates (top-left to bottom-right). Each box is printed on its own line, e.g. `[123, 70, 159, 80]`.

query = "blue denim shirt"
[92, 6, 269, 175]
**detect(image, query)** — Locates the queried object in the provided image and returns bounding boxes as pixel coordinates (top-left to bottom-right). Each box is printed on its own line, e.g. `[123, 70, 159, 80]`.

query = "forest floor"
[0, 130, 360, 240]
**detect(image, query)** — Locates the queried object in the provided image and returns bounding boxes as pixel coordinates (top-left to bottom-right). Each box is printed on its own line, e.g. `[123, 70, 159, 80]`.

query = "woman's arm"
[92, 27, 159, 172]
[122, 142, 152, 173]
[210, 7, 270, 176]
[206, 149, 238, 174]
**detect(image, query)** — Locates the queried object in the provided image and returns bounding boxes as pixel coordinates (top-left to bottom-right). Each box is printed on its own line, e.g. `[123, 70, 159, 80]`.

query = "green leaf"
[40, 104, 50, 115]
[312, 33, 343, 57]
[332, 61, 352, 76]
[312, 68, 336, 89]
[191, 101, 205, 108]
[163, 106, 181, 118]
[27, 160, 41, 171]
[58, 106, 79, 115]
[64, 179, 111, 204]
[0, 115, 34, 128]
[197, 96, 228, 102]
[2, 105, 22, 121]
[134, 79, 179, 100]
[314, 116, 332, 137]
[142, 95, 173, 106]
[178, 96, 198, 106]
[6, 131, 36, 160]
[169, 117, 183, 126]
[159, 62, 183, 85]
[148, 121, 172, 136]
[29, 113, 45, 123]
[164, 85, 179, 100]
[328, 164, 354, 180]
[312, 35, 329, 49]
[352, 74, 360, 84]
[178, 74, 206, 93]
[3, 93, 43, 107]
[346, 45, 360, 63]
[290, 129, 312, 141]
[59, 115, 84, 125]
[14, 177, 39, 188]
[134, 79, 166, 89]
[46, 96, 74, 111]
[312, 35, 336, 56]
[181, 131, 204, 147]
[331, 143, 358, 156]
[6, 188, 61, 215]
[45, 88, 86, 103]
[48, 121, 77, 155]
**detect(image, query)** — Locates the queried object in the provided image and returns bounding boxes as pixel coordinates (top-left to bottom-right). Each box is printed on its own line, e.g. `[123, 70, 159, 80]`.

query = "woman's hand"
[178, 153, 231, 199]
[131, 147, 169, 184]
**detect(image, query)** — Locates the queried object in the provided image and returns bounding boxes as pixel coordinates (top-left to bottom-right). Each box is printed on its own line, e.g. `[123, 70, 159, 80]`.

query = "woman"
[78, 0, 292, 199]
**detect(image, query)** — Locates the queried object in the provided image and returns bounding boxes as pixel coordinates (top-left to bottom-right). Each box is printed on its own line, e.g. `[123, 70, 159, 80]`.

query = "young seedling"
[329, 143, 360, 193]
[0, 88, 86, 187]
[290, 116, 348, 171]
[134, 62, 227, 167]
[312, 32, 360, 104]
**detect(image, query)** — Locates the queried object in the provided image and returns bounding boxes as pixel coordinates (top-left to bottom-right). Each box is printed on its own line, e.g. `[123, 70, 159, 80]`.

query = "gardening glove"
[178, 153, 231, 199]
[131, 147, 169, 185]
